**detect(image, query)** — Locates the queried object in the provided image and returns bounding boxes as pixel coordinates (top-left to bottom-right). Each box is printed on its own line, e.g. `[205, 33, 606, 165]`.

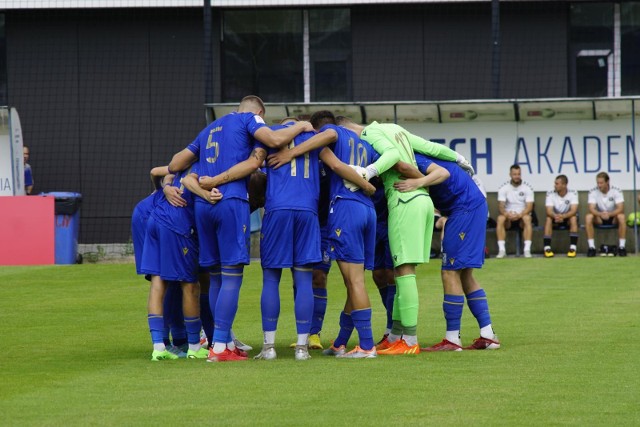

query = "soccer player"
[585, 172, 627, 257]
[168, 95, 314, 362]
[543, 175, 579, 258]
[140, 166, 211, 361]
[335, 117, 469, 355]
[271, 111, 380, 358]
[496, 165, 535, 258]
[395, 154, 500, 351]
[256, 116, 376, 360]
[132, 168, 191, 358]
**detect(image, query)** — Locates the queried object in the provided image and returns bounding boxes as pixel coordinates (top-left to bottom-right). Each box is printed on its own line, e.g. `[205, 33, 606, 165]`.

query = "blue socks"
[333, 311, 354, 348]
[310, 287, 327, 335]
[466, 289, 492, 328]
[443, 294, 465, 332]
[212, 266, 243, 345]
[261, 268, 282, 332]
[293, 267, 313, 335]
[148, 314, 165, 344]
[351, 308, 374, 351]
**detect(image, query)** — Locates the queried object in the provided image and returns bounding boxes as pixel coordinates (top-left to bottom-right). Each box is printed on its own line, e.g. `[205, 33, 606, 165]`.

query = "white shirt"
[588, 186, 624, 212]
[498, 181, 534, 213]
[545, 189, 578, 214]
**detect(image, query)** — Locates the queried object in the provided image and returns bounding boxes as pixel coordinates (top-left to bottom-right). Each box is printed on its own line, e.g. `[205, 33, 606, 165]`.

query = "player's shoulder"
[567, 189, 578, 196]
[498, 181, 511, 190]
[546, 189, 556, 196]
[588, 186, 599, 194]
[521, 181, 534, 191]
[610, 185, 623, 193]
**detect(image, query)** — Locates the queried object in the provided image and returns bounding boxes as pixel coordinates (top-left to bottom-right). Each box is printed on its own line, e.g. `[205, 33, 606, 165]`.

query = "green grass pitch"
[1, 256, 638, 426]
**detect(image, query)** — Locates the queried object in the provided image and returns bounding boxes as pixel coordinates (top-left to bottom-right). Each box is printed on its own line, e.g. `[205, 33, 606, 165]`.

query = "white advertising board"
[0, 107, 25, 196]
[402, 119, 639, 192]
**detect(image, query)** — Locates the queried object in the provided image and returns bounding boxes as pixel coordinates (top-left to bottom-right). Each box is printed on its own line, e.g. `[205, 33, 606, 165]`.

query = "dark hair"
[555, 174, 568, 185]
[596, 171, 609, 182]
[510, 164, 521, 172]
[310, 110, 336, 130]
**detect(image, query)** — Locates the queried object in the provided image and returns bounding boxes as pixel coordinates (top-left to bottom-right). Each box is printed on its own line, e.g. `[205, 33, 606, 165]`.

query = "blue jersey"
[151, 168, 196, 238]
[261, 126, 321, 213]
[414, 154, 485, 216]
[132, 191, 159, 274]
[186, 111, 266, 202]
[319, 124, 378, 207]
[24, 163, 33, 187]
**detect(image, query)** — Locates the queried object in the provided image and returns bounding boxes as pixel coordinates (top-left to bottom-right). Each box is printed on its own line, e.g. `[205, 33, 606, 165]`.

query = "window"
[220, 8, 351, 103]
[309, 9, 351, 102]
[621, 2, 640, 95]
[222, 10, 303, 102]
[569, 3, 614, 97]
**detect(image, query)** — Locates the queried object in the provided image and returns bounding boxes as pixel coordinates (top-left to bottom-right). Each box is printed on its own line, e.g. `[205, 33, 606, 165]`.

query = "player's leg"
[207, 200, 250, 362]
[380, 196, 432, 355]
[335, 260, 376, 358]
[585, 213, 597, 255]
[159, 224, 205, 359]
[308, 224, 331, 349]
[141, 216, 177, 361]
[290, 210, 322, 360]
[521, 215, 533, 257]
[568, 216, 579, 257]
[255, 267, 282, 360]
[615, 213, 627, 255]
[496, 214, 508, 258]
[543, 216, 554, 258]
[462, 269, 500, 350]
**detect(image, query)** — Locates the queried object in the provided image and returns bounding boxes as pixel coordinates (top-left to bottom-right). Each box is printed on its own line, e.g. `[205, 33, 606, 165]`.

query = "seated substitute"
[543, 174, 579, 258]
[496, 165, 534, 258]
[585, 172, 626, 257]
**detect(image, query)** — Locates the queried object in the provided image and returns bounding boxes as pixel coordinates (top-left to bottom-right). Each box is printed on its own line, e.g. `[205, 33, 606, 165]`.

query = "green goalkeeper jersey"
[360, 121, 458, 207]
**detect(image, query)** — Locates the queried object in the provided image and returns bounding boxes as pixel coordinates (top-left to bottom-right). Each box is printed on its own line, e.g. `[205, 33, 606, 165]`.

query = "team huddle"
[132, 95, 501, 362]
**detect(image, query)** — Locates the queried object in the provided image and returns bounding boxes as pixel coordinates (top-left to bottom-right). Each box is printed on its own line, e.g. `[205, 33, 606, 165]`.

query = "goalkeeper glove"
[456, 153, 475, 176]
[349, 164, 378, 181]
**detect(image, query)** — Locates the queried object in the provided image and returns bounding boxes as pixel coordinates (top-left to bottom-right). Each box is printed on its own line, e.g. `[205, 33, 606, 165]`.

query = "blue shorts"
[373, 220, 393, 270]
[140, 216, 199, 282]
[260, 209, 321, 268]
[131, 210, 148, 275]
[195, 198, 250, 267]
[441, 202, 487, 270]
[327, 198, 376, 270]
[313, 224, 332, 273]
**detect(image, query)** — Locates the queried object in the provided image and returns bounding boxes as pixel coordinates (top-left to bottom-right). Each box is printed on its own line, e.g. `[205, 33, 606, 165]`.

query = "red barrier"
[0, 196, 55, 265]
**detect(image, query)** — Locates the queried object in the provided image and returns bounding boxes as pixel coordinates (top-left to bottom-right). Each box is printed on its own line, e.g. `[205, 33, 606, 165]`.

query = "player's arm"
[168, 148, 197, 174]
[545, 203, 555, 220]
[198, 148, 267, 190]
[393, 162, 450, 193]
[394, 160, 425, 179]
[498, 199, 507, 217]
[521, 201, 533, 217]
[267, 129, 337, 169]
[182, 173, 222, 205]
[254, 121, 314, 148]
[610, 201, 625, 217]
[408, 133, 474, 174]
[363, 127, 401, 178]
[319, 147, 376, 196]
[565, 203, 579, 219]
[150, 166, 169, 190]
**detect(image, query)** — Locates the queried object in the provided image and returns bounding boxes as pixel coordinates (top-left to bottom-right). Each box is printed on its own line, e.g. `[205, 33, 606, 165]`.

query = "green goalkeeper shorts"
[388, 193, 434, 267]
